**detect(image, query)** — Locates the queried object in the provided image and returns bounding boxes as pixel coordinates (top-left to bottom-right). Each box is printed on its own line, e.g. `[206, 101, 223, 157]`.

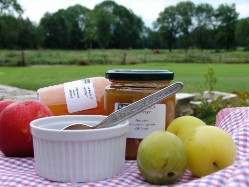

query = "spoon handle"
[96, 82, 183, 129]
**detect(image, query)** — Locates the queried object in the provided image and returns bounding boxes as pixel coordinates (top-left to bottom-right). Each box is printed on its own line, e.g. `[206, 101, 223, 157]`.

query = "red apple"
[0, 100, 53, 157]
[0, 100, 15, 114]
[0, 99, 15, 151]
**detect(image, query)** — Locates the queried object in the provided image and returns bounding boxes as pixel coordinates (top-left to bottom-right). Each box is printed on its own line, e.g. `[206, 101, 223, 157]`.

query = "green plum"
[184, 126, 236, 177]
[137, 131, 187, 185]
[167, 115, 206, 142]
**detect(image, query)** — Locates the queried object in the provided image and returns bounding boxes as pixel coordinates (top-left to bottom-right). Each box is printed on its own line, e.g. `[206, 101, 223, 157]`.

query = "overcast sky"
[19, 0, 249, 27]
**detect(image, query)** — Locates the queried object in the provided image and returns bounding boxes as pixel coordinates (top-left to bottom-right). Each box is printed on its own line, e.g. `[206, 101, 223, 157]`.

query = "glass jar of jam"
[37, 77, 110, 116]
[105, 69, 175, 160]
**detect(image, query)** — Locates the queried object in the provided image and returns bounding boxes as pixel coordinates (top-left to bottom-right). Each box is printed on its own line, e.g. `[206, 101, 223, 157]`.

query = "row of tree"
[0, 0, 249, 51]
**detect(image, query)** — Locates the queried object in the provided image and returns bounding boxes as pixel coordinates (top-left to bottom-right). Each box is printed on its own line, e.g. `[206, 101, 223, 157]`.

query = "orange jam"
[105, 69, 175, 160]
[37, 77, 110, 116]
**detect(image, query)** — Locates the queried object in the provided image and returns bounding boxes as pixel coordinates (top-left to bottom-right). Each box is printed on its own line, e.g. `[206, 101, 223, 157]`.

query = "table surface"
[1, 107, 249, 187]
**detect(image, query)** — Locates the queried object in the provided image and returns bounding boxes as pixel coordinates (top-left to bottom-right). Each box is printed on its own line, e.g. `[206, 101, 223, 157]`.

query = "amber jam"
[105, 69, 175, 160]
[37, 77, 110, 116]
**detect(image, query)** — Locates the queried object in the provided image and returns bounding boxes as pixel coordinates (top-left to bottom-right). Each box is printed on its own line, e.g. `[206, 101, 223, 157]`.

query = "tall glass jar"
[105, 69, 175, 160]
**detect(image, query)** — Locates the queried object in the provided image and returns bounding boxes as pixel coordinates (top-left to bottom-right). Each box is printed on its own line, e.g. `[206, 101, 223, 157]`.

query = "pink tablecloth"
[0, 107, 249, 186]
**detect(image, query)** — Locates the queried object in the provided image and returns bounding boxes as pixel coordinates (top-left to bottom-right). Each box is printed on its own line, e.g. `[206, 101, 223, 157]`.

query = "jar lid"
[105, 69, 174, 81]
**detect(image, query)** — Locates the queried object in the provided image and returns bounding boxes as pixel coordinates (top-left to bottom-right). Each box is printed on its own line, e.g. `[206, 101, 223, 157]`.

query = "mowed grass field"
[0, 62, 248, 93]
[1, 49, 249, 66]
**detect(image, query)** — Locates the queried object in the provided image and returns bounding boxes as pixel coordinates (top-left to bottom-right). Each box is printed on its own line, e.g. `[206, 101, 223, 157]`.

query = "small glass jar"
[105, 69, 175, 160]
[37, 77, 110, 116]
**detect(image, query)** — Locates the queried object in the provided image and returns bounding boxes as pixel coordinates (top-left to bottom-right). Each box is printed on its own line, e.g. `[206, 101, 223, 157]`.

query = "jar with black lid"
[105, 69, 176, 160]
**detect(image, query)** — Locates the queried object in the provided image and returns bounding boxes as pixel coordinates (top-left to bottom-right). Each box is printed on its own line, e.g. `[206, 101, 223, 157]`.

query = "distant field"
[0, 63, 248, 93]
[0, 49, 249, 66]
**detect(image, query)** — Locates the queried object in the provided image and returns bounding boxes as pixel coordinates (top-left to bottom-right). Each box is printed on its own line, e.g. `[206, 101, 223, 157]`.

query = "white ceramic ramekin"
[30, 115, 129, 183]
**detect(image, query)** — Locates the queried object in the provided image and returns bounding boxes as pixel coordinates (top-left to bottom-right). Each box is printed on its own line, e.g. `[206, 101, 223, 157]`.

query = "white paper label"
[64, 78, 97, 113]
[115, 103, 166, 139]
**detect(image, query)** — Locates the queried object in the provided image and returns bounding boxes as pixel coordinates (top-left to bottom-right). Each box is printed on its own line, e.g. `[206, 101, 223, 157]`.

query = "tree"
[235, 18, 249, 49]
[85, 0, 143, 49]
[40, 5, 90, 49]
[155, 6, 178, 52]
[18, 18, 38, 48]
[175, 1, 195, 51]
[83, 11, 98, 49]
[0, 0, 25, 49]
[40, 11, 71, 48]
[112, 5, 143, 48]
[192, 3, 215, 51]
[84, 1, 116, 49]
[0, 15, 37, 49]
[214, 4, 239, 50]
[93, 7, 115, 48]
[63, 4, 90, 49]
[0, 15, 19, 48]
[0, 0, 23, 16]
[143, 28, 164, 49]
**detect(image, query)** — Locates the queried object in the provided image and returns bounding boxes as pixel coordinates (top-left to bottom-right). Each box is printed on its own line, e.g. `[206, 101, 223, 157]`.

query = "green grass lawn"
[0, 63, 248, 93]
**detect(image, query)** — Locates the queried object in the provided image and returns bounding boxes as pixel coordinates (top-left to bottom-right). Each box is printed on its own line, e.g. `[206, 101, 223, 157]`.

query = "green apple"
[167, 116, 206, 142]
[184, 126, 236, 177]
[137, 131, 187, 185]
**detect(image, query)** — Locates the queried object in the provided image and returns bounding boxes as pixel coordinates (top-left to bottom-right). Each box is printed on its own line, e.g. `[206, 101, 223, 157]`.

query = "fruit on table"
[137, 131, 187, 185]
[0, 99, 15, 150]
[167, 116, 206, 142]
[0, 100, 53, 157]
[184, 125, 236, 177]
[0, 100, 15, 114]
